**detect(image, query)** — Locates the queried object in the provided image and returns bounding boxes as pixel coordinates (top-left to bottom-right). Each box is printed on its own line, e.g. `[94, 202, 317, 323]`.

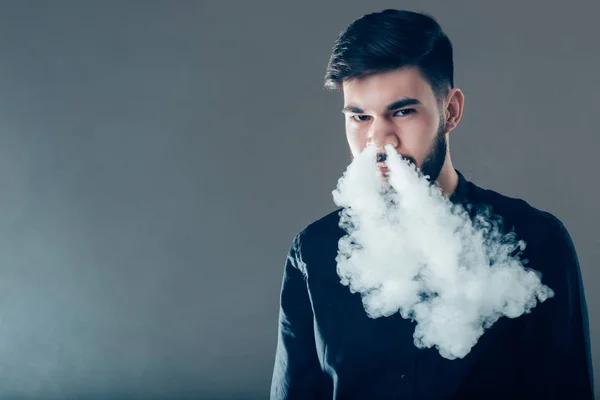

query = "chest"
[307, 274, 532, 398]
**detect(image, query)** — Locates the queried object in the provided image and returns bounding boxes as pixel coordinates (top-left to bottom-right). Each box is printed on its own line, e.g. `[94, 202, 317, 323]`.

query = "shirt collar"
[448, 169, 471, 206]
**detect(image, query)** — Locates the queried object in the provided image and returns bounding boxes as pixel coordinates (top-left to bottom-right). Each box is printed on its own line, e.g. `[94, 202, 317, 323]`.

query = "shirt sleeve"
[270, 233, 332, 400]
[522, 220, 595, 399]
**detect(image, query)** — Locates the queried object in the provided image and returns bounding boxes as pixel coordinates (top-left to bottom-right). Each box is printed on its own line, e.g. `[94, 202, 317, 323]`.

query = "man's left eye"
[395, 109, 415, 116]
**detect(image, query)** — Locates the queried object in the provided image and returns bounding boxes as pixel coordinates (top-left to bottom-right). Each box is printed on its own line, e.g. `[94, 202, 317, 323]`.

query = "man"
[270, 9, 594, 400]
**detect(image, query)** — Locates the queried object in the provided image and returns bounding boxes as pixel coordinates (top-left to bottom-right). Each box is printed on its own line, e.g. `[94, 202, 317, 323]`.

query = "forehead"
[342, 67, 436, 110]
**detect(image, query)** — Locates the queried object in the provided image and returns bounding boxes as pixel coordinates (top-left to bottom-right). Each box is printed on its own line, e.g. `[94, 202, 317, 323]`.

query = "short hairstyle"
[324, 9, 454, 103]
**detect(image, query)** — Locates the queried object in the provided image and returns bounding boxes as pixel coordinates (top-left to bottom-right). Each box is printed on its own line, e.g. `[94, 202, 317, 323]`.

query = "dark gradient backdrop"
[0, 1, 597, 399]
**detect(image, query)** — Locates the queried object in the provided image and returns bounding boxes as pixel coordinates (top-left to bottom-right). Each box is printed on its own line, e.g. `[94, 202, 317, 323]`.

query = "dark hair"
[324, 9, 454, 103]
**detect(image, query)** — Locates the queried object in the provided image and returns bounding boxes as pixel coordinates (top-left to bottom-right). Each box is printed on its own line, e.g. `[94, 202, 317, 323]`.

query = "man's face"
[342, 66, 448, 183]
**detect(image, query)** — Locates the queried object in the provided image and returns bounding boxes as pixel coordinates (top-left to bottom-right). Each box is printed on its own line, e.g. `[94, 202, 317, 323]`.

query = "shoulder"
[467, 182, 581, 298]
[467, 181, 567, 244]
[287, 208, 344, 274]
[294, 207, 344, 244]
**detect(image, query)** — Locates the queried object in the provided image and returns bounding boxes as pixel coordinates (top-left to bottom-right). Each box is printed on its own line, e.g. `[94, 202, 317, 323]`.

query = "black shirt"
[270, 169, 594, 399]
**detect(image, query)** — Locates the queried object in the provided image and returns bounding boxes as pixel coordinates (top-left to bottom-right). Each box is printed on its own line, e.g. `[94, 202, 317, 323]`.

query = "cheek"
[345, 127, 366, 156]
[398, 120, 439, 160]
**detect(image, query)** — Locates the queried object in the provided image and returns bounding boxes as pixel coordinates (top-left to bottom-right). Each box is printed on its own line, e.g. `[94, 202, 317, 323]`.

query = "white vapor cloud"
[331, 144, 554, 360]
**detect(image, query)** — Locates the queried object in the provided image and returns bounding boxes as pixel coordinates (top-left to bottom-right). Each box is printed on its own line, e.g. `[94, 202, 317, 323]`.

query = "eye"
[350, 115, 371, 122]
[394, 108, 415, 116]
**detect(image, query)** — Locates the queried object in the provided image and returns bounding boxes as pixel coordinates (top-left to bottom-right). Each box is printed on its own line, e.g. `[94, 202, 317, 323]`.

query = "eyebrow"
[342, 97, 422, 114]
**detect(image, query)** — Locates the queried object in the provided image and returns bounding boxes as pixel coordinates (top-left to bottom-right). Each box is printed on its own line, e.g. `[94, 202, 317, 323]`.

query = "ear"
[443, 88, 464, 134]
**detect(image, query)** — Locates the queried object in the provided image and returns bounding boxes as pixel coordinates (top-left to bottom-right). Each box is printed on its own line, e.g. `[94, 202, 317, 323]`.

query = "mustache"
[376, 152, 416, 166]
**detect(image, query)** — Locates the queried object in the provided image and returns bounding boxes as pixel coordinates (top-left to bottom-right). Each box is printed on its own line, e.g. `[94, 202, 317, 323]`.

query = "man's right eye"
[350, 115, 371, 122]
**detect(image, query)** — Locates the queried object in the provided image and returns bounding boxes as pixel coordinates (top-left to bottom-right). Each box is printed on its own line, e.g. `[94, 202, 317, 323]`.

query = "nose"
[367, 117, 398, 157]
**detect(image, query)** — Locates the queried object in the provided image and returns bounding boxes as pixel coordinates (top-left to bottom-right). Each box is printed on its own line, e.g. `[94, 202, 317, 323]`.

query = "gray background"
[0, 1, 597, 399]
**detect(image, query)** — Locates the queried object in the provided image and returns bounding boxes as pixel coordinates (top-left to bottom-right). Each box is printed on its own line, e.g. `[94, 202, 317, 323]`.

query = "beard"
[420, 120, 448, 183]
